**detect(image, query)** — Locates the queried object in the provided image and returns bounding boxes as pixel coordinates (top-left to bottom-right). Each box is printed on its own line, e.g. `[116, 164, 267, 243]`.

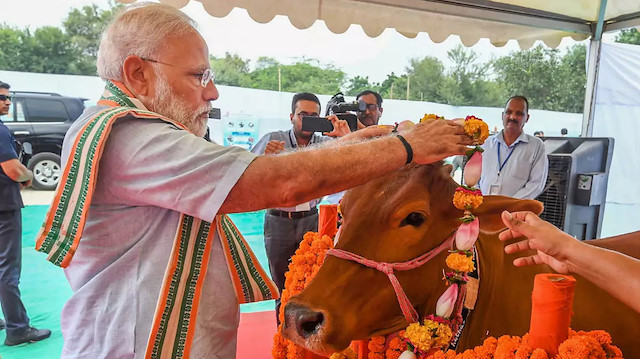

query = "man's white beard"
[150, 74, 211, 137]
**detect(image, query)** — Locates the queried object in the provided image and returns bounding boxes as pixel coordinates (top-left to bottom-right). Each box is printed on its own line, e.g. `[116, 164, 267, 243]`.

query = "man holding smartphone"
[0, 81, 51, 345]
[251, 92, 349, 324]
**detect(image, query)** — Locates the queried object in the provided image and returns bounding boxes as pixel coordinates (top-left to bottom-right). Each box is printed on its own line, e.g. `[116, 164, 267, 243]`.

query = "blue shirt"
[478, 131, 548, 199]
[0, 119, 23, 210]
[251, 129, 332, 212]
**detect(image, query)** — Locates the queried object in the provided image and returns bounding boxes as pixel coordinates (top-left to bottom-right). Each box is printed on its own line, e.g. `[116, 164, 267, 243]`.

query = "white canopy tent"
[117, 0, 640, 137]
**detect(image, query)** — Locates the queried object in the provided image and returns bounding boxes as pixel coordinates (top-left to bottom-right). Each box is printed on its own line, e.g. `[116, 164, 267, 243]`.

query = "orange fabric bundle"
[528, 274, 576, 356]
[318, 204, 339, 238]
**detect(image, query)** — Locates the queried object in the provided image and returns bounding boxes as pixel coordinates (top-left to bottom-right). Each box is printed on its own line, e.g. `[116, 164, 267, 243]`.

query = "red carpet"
[237, 310, 278, 358]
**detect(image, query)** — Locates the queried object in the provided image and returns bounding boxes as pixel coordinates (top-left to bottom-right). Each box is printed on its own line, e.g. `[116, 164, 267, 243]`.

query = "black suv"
[5, 91, 86, 190]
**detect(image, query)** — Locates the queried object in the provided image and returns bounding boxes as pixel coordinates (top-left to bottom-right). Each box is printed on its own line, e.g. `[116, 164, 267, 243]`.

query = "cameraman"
[251, 93, 350, 324]
[356, 90, 384, 127]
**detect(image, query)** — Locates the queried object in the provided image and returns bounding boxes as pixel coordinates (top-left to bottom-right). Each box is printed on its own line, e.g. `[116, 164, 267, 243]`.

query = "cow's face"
[282, 162, 542, 355]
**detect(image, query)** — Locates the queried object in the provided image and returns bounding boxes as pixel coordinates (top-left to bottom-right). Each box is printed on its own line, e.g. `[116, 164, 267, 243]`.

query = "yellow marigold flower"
[453, 187, 483, 210]
[464, 116, 489, 144]
[404, 322, 435, 352]
[421, 113, 444, 123]
[446, 252, 476, 273]
[434, 324, 454, 347]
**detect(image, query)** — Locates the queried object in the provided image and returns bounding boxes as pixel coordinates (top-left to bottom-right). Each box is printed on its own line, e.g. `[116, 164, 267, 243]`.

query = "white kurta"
[59, 106, 257, 358]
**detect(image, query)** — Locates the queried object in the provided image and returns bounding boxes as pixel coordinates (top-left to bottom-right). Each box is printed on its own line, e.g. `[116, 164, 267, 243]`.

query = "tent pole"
[581, 0, 608, 137]
[581, 39, 602, 138]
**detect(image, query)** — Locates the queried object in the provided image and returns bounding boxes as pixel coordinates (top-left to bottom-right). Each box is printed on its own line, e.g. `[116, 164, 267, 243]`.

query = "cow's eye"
[400, 212, 426, 227]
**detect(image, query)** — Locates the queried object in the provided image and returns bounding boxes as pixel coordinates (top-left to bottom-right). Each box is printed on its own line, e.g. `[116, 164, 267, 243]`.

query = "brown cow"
[282, 162, 640, 357]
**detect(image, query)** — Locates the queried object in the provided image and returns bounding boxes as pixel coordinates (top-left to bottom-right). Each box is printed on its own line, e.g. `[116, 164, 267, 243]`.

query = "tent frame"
[368, 0, 640, 136]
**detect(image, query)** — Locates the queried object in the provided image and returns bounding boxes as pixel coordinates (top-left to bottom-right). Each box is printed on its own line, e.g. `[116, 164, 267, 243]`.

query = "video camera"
[301, 92, 365, 133]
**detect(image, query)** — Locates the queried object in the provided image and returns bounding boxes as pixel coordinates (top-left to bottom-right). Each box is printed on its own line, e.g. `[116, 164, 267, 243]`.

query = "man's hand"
[340, 125, 394, 142]
[264, 140, 285, 155]
[324, 115, 351, 138]
[402, 119, 473, 164]
[499, 210, 579, 274]
[20, 178, 32, 190]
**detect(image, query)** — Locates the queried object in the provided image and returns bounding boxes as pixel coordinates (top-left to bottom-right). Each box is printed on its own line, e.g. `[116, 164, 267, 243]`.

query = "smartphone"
[302, 116, 334, 133]
[302, 114, 359, 133]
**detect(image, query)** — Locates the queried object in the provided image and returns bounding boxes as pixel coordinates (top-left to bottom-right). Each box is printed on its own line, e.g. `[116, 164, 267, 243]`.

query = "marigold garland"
[463, 116, 489, 144]
[419, 330, 623, 359]
[452, 187, 483, 210]
[421, 114, 445, 122]
[272, 231, 335, 359]
[272, 114, 624, 359]
[445, 252, 475, 273]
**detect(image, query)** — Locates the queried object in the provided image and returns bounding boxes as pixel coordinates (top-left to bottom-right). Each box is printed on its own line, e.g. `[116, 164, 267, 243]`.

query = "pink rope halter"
[325, 234, 455, 324]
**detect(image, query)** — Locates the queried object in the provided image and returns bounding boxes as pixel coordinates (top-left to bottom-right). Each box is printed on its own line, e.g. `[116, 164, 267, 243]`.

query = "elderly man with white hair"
[35, 3, 473, 358]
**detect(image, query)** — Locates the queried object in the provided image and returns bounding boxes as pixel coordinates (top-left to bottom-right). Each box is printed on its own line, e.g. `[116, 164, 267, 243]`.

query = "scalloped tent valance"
[116, 0, 640, 50]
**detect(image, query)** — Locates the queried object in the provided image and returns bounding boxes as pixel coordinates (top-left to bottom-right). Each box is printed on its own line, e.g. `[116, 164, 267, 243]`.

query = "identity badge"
[489, 184, 501, 195]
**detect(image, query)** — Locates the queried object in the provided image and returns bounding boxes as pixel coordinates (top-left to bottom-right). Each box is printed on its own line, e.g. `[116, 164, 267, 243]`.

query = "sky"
[1, 0, 616, 84]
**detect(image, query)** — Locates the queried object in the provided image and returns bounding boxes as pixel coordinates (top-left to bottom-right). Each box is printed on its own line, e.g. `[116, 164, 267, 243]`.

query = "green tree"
[249, 58, 347, 94]
[493, 45, 561, 111]
[0, 26, 26, 71]
[63, 2, 123, 75]
[344, 75, 376, 96]
[616, 28, 640, 45]
[492, 44, 586, 113]
[375, 72, 406, 100]
[404, 57, 445, 101]
[209, 53, 250, 87]
[19, 27, 76, 74]
[249, 57, 281, 90]
[443, 45, 503, 107]
[557, 44, 587, 113]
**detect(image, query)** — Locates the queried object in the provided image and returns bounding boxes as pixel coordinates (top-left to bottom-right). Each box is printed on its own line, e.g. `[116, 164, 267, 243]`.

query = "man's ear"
[475, 195, 543, 233]
[122, 55, 150, 97]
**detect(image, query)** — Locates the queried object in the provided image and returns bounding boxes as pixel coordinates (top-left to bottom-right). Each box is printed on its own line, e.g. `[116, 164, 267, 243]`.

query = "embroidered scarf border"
[35, 80, 278, 359]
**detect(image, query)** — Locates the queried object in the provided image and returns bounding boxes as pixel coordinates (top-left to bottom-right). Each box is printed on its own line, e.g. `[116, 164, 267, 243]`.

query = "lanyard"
[497, 142, 519, 175]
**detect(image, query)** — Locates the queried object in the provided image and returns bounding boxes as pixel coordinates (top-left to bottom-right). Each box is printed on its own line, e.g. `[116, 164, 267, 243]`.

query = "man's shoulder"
[258, 130, 290, 142]
[263, 129, 289, 137]
[0, 121, 10, 135]
[523, 133, 544, 146]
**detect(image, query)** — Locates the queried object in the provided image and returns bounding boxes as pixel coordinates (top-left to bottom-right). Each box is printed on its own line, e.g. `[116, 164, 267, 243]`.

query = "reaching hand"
[499, 210, 580, 274]
[265, 140, 285, 155]
[340, 124, 394, 142]
[403, 119, 473, 164]
[324, 115, 351, 138]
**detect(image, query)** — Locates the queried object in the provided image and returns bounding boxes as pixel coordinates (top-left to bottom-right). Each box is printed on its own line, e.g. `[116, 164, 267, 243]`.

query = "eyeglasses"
[141, 58, 215, 88]
[0, 95, 12, 101]
[365, 103, 380, 111]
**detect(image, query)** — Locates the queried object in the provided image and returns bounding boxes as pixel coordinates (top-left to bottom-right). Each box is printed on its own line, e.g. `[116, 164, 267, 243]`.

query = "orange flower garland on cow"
[272, 232, 334, 359]
[272, 115, 623, 359]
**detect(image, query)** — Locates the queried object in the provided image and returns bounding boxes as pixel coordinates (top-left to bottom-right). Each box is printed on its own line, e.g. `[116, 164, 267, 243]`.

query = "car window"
[15, 101, 26, 122]
[24, 98, 69, 122]
[5, 100, 26, 122]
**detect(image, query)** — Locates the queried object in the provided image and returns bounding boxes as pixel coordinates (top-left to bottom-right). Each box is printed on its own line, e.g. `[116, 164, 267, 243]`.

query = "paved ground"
[21, 188, 55, 206]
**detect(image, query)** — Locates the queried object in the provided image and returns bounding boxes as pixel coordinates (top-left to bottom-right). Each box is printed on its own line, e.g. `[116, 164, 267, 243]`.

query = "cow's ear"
[442, 164, 453, 176]
[474, 195, 543, 233]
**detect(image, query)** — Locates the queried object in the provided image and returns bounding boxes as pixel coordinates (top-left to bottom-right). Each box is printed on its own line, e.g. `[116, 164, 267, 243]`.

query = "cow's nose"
[284, 302, 325, 338]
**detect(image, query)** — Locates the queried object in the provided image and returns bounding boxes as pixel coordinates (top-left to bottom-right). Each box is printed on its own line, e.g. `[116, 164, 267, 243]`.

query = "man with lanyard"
[251, 92, 350, 323]
[0, 81, 51, 345]
[34, 4, 472, 358]
[478, 95, 548, 199]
